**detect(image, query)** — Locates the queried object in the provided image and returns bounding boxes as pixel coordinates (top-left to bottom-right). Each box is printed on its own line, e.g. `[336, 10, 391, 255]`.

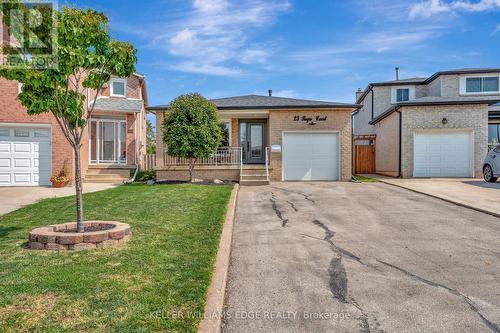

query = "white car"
[483, 145, 500, 182]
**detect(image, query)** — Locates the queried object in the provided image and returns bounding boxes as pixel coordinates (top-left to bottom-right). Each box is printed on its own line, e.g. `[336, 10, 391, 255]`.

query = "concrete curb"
[198, 184, 239, 333]
[378, 179, 500, 219]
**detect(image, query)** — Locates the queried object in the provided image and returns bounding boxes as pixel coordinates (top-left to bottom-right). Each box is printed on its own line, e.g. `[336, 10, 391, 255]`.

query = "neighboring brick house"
[353, 68, 500, 178]
[0, 73, 148, 186]
[149, 94, 359, 184]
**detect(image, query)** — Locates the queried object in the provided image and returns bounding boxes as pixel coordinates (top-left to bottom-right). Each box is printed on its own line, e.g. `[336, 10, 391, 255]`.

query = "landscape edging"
[198, 184, 239, 333]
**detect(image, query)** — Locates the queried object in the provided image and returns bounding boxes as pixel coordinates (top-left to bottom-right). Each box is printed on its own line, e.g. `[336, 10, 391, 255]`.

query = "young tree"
[163, 93, 222, 182]
[146, 119, 156, 155]
[0, 6, 137, 232]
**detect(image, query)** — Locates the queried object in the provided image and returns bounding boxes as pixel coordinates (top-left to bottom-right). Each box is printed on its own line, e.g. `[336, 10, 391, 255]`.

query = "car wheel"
[483, 165, 498, 183]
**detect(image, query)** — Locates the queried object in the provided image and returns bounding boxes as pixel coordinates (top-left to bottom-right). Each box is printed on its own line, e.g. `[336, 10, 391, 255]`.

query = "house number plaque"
[293, 115, 327, 125]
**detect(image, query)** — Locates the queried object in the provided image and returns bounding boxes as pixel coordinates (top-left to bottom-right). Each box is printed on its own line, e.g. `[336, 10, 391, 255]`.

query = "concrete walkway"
[368, 175, 500, 217]
[0, 183, 118, 216]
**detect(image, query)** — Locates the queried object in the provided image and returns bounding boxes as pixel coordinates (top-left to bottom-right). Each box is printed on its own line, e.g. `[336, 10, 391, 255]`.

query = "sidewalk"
[365, 175, 500, 217]
[0, 183, 118, 216]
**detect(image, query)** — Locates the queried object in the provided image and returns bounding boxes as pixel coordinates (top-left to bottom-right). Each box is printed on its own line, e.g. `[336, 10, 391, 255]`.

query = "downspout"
[396, 108, 402, 178]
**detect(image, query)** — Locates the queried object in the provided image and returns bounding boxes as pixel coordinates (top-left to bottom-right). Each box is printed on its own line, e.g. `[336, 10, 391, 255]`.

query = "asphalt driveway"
[223, 182, 500, 333]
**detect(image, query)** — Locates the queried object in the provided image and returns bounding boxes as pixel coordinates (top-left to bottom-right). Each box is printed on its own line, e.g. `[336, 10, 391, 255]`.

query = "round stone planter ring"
[29, 221, 131, 251]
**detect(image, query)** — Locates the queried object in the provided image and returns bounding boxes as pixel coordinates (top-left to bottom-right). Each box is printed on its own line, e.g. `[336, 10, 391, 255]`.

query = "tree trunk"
[73, 145, 85, 232]
[188, 158, 194, 182]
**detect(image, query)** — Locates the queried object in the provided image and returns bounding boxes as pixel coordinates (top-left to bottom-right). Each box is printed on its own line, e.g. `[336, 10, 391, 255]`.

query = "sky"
[67, 0, 500, 113]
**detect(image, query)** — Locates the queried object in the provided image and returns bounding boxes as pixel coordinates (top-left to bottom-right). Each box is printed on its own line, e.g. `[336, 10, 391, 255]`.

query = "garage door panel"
[14, 173, 31, 184]
[0, 173, 11, 184]
[414, 131, 472, 178]
[14, 158, 32, 168]
[14, 143, 31, 153]
[284, 132, 339, 181]
[0, 158, 11, 168]
[0, 127, 51, 186]
[0, 143, 11, 153]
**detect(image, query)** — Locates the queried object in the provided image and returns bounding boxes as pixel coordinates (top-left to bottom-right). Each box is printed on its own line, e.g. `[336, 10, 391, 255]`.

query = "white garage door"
[283, 132, 339, 181]
[0, 127, 51, 186]
[413, 130, 472, 178]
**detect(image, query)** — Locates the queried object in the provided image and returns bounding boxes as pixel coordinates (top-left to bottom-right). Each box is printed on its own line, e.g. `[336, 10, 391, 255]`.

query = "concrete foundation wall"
[157, 167, 240, 182]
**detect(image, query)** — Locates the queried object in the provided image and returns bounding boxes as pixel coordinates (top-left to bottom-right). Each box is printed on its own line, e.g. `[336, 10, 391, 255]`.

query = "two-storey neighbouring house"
[0, 73, 148, 186]
[353, 68, 500, 178]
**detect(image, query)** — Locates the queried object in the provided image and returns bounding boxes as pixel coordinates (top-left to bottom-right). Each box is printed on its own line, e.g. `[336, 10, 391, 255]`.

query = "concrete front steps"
[84, 165, 135, 184]
[240, 165, 269, 186]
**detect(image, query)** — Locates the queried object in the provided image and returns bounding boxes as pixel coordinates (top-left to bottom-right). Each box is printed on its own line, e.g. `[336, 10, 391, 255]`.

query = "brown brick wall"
[1, 75, 145, 183]
[400, 104, 488, 178]
[0, 78, 74, 179]
[100, 75, 142, 99]
[268, 109, 352, 181]
[231, 118, 239, 147]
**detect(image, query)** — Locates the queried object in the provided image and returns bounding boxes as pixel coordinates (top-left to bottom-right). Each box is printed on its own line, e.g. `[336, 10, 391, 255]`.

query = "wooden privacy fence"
[353, 145, 375, 174]
[353, 135, 376, 174]
[142, 154, 156, 171]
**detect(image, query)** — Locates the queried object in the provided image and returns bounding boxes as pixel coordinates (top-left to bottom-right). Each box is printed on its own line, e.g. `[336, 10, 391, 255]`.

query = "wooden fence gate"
[353, 135, 376, 174]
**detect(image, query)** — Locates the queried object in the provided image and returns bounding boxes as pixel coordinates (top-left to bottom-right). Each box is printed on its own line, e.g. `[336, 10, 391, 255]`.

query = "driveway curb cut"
[378, 179, 500, 219]
[198, 184, 239, 333]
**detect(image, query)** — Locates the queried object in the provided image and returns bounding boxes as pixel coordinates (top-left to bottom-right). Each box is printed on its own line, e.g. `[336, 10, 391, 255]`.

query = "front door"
[90, 119, 127, 165]
[239, 121, 266, 164]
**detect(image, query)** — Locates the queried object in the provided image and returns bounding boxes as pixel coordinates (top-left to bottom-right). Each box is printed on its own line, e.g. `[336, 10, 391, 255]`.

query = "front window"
[396, 88, 410, 102]
[489, 123, 500, 149]
[466, 77, 500, 93]
[111, 79, 126, 97]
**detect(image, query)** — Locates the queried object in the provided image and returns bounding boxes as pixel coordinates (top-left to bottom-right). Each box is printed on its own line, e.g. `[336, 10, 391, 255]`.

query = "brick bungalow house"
[149, 93, 359, 185]
[0, 74, 148, 186]
[353, 68, 500, 178]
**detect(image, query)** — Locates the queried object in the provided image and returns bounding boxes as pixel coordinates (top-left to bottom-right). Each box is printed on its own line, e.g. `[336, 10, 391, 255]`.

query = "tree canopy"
[0, 4, 137, 231]
[163, 93, 222, 181]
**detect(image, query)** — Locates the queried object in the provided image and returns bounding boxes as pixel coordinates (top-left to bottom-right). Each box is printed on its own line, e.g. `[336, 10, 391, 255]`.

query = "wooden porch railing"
[142, 154, 156, 171]
[162, 147, 242, 166]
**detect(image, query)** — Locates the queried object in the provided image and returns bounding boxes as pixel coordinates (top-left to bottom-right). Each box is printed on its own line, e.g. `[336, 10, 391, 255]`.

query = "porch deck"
[150, 147, 271, 185]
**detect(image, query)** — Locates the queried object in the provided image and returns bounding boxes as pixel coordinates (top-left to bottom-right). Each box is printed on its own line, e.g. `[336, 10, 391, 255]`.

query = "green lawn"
[353, 175, 381, 183]
[0, 184, 233, 333]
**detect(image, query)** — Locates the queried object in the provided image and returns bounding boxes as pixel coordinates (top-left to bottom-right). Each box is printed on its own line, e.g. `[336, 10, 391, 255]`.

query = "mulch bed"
[63, 224, 116, 233]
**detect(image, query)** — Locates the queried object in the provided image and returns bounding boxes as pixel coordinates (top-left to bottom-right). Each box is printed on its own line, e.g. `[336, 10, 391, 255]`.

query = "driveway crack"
[270, 186, 315, 202]
[270, 192, 289, 227]
[311, 219, 378, 332]
[377, 259, 500, 333]
[286, 200, 298, 212]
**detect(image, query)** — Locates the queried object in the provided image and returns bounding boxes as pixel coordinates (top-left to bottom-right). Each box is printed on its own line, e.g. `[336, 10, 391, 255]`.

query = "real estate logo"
[0, 0, 58, 69]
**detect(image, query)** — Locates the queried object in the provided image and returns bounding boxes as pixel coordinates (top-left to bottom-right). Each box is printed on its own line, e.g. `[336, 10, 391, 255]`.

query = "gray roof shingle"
[148, 94, 360, 111]
[92, 98, 144, 113]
